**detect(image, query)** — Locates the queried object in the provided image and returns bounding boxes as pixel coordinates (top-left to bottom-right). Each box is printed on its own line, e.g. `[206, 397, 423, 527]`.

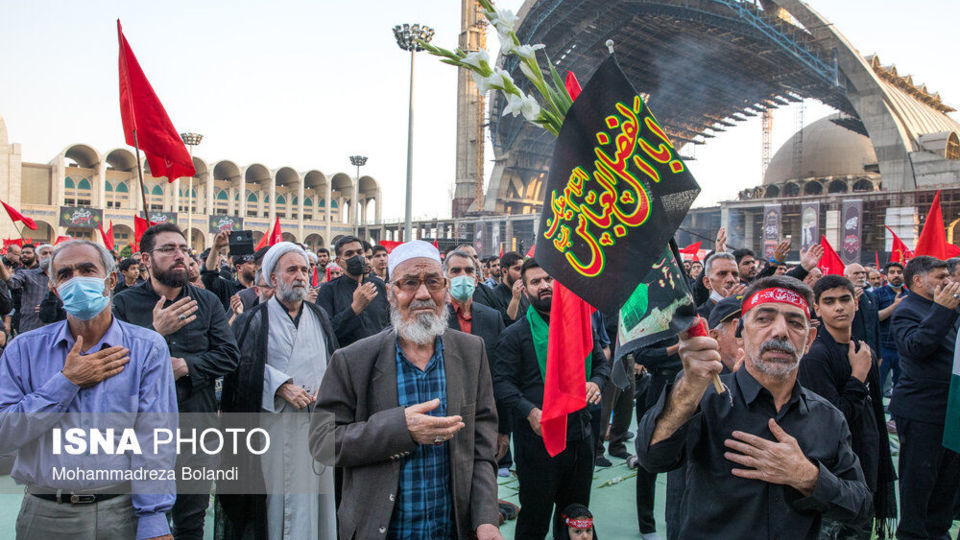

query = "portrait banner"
[841, 199, 863, 264]
[800, 202, 820, 251]
[762, 204, 782, 259]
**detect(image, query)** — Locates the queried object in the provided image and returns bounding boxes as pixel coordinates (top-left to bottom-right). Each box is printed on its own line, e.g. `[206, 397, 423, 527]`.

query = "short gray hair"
[48, 240, 117, 285]
[704, 252, 736, 275]
[443, 250, 481, 277]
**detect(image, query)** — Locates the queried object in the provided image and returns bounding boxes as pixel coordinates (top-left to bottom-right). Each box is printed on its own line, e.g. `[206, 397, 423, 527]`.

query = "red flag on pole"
[98, 220, 115, 251]
[914, 191, 949, 259]
[1, 201, 37, 230]
[678, 242, 702, 259]
[564, 71, 582, 102]
[885, 226, 913, 263]
[874, 251, 880, 269]
[311, 267, 319, 287]
[818, 236, 846, 276]
[378, 240, 402, 254]
[133, 215, 157, 250]
[54, 236, 72, 245]
[268, 218, 283, 246]
[117, 20, 195, 183]
[254, 230, 270, 252]
[542, 281, 596, 456]
[526, 244, 536, 258]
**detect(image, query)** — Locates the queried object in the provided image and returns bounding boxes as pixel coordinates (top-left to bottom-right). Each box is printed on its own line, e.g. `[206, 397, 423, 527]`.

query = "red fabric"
[819, 236, 846, 276]
[432, 239, 439, 249]
[54, 236, 72, 245]
[311, 267, 319, 287]
[914, 191, 949, 259]
[1, 201, 37, 230]
[743, 287, 810, 316]
[542, 281, 596, 457]
[3, 238, 23, 248]
[948, 244, 960, 258]
[886, 226, 913, 263]
[565, 71, 582, 102]
[875, 251, 880, 269]
[117, 20, 195, 183]
[268, 218, 283, 246]
[678, 241, 701, 254]
[254, 229, 270, 252]
[452, 302, 472, 334]
[98, 220, 115, 251]
[562, 517, 592, 529]
[133, 215, 158, 250]
[378, 240, 402, 254]
[526, 245, 536, 258]
[499, 246, 504, 258]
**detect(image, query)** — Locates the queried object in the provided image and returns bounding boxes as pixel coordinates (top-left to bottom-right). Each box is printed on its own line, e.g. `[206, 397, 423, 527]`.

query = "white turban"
[388, 240, 441, 276]
[261, 242, 308, 282]
[305, 251, 318, 264]
[36, 244, 54, 254]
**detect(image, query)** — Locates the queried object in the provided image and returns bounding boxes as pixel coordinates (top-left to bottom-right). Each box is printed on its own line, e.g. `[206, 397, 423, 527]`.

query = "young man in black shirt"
[314, 235, 390, 347]
[484, 251, 527, 325]
[637, 276, 870, 539]
[799, 275, 896, 539]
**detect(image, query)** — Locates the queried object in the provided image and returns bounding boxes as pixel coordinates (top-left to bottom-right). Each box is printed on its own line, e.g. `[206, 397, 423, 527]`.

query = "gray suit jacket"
[310, 328, 499, 539]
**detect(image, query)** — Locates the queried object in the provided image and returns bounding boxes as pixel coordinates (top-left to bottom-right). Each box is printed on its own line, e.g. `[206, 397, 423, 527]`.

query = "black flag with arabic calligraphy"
[535, 55, 700, 314]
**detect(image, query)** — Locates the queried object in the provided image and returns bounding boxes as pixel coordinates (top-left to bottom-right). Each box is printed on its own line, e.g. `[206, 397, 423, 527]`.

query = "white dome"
[764, 114, 877, 185]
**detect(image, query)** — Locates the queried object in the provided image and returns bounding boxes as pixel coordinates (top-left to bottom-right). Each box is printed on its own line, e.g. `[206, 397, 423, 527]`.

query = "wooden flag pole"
[132, 130, 151, 223]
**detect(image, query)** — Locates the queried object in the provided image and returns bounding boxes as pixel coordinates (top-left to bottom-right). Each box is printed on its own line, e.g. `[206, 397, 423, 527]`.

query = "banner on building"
[147, 212, 178, 226]
[762, 204, 782, 259]
[800, 202, 820, 251]
[208, 215, 243, 234]
[841, 199, 863, 264]
[59, 206, 103, 229]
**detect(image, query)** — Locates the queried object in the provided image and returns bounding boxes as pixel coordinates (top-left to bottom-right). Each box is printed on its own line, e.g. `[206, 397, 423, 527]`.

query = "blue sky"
[1, 0, 956, 219]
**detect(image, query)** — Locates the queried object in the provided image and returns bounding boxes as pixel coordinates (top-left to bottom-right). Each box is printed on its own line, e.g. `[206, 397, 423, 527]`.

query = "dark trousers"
[878, 346, 900, 392]
[171, 481, 212, 540]
[893, 415, 960, 539]
[597, 375, 636, 455]
[514, 427, 594, 540]
[636, 370, 675, 534]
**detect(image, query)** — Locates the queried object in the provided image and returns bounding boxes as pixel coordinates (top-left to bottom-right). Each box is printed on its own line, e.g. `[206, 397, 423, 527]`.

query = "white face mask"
[710, 289, 725, 303]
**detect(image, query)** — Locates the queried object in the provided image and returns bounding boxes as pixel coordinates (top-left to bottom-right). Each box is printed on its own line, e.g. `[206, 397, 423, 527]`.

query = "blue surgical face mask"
[449, 275, 477, 303]
[58, 276, 110, 320]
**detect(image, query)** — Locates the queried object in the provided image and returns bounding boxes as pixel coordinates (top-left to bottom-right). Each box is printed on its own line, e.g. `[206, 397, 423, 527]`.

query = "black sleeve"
[797, 348, 868, 426]
[316, 282, 362, 345]
[589, 328, 610, 388]
[756, 262, 778, 281]
[635, 381, 701, 473]
[0, 280, 12, 318]
[786, 265, 809, 281]
[491, 328, 537, 420]
[182, 295, 240, 390]
[38, 290, 65, 324]
[200, 269, 231, 311]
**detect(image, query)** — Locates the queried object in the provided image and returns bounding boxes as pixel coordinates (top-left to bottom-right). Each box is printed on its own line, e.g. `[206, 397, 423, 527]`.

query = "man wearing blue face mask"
[0, 239, 178, 539]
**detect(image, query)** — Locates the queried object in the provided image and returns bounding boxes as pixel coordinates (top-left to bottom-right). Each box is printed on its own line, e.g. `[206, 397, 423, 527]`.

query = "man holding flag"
[492, 258, 609, 539]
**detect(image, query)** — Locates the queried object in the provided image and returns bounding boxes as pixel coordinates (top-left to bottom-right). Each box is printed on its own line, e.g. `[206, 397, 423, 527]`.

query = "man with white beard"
[217, 242, 339, 539]
[310, 240, 503, 540]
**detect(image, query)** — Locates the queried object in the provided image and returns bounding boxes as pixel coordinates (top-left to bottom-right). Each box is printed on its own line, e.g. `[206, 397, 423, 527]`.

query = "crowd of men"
[0, 222, 958, 539]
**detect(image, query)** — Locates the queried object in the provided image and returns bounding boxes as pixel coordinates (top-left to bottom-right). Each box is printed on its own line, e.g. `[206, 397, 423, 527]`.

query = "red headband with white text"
[742, 287, 810, 317]
[563, 516, 593, 529]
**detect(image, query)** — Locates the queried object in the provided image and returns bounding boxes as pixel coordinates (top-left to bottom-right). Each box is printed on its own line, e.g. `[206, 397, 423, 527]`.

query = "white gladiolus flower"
[486, 69, 513, 91]
[518, 60, 538, 83]
[513, 44, 545, 62]
[491, 8, 519, 35]
[502, 92, 526, 117]
[462, 50, 489, 70]
[519, 95, 542, 122]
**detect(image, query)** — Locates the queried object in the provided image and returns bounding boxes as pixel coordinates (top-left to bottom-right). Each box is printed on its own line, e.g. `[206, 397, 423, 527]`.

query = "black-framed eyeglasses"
[151, 244, 190, 256]
[391, 276, 447, 293]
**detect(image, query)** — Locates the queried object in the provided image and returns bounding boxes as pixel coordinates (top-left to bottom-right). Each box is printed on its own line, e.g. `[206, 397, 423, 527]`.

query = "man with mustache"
[637, 275, 871, 539]
[218, 242, 339, 539]
[0, 242, 53, 334]
[311, 240, 502, 540]
[315, 235, 390, 347]
[695, 252, 744, 319]
[113, 223, 240, 539]
[492, 258, 610, 539]
[874, 262, 907, 399]
[888, 256, 960, 539]
[798, 275, 896, 539]
[203, 231, 258, 313]
[844, 263, 881, 357]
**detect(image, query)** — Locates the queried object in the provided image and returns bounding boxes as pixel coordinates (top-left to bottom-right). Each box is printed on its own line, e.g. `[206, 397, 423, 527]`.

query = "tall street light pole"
[180, 132, 203, 251]
[393, 23, 434, 242]
[349, 155, 367, 238]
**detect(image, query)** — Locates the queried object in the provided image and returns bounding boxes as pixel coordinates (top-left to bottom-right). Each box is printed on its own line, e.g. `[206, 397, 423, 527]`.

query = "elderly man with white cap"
[217, 241, 339, 540]
[310, 240, 502, 540]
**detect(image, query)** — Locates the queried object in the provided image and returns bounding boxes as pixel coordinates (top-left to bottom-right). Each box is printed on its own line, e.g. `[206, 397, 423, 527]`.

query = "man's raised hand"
[61, 336, 130, 388]
[152, 297, 198, 336]
[405, 398, 464, 445]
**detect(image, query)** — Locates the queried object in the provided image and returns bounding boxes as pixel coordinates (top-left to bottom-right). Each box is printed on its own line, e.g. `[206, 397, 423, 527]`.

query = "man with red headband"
[636, 276, 871, 539]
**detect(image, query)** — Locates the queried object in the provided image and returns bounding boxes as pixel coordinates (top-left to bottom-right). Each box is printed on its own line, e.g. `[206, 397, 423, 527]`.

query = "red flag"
[499, 246, 504, 258]
[311, 267, 319, 287]
[269, 218, 283, 246]
[98, 220, 115, 251]
[526, 244, 536, 258]
[542, 281, 596, 456]
[885, 226, 913, 263]
[875, 251, 880, 269]
[432, 239, 439, 250]
[378, 240, 402, 254]
[914, 191, 949, 259]
[117, 20, 195, 183]
[254, 229, 270, 252]
[819, 236, 846, 276]
[133, 215, 157, 250]
[565, 71, 582, 102]
[948, 244, 960, 258]
[1, 200, 37, 230]
[678, 241, 702, 256]
[54, 236, 72, 245]
[3, 238, 23, 250]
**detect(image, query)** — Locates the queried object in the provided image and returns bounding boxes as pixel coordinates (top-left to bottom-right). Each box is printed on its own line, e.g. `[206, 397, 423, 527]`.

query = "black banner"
[59, 206, 103, 229]
[535, 55, 700, 313]
[208, 215, 243, 234]
[148, 212, 177, 225]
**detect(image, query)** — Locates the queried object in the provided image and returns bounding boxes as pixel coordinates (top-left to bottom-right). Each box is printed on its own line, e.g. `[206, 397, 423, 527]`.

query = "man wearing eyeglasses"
[113, 223, 240, 540]
[311, 240, 502, 540]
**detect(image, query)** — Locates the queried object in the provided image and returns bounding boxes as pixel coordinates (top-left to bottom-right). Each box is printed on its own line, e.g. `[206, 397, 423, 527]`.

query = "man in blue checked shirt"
[0, 240, 177, 540]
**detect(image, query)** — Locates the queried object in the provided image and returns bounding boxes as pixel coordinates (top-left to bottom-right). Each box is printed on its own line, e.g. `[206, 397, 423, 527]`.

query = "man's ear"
[702, 274, 712, 291]
[804, 326, 818, 354]
[105, 272, 117, 294]
[813, 302, 822, 318]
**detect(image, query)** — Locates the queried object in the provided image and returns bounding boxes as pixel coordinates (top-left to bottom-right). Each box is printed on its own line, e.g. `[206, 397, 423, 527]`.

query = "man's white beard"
[277, 279, 307, 303]
[391, 300, 448, 345]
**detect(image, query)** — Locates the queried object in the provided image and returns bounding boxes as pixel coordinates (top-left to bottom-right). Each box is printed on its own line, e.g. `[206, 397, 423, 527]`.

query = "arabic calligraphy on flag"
[535, 55, 700, 313]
